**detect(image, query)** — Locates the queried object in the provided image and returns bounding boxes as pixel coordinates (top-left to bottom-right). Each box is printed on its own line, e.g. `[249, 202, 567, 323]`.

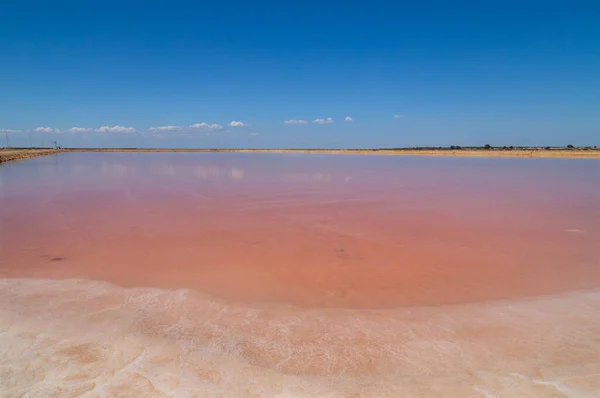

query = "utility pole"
[4, 132, 9, 148]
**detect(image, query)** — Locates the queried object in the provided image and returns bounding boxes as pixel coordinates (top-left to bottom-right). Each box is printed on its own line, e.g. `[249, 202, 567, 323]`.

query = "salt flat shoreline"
[2, 147, 600, 162]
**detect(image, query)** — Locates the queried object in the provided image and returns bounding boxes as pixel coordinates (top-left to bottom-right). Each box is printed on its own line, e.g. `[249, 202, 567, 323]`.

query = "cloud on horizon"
[344, 116, 353, 122]
[283, 120, 308, 124]
[0, 129, 22, 133]
[228, 121, 249, 127]
[149, 126, 181, 131]
[189, 123, 223, 130]
[96, 125, 136, 133]
[313, 118, 334, 124]
[66, 127, 93, 133]
[394, 114, 405, 119]
[35, 127, 54, 133]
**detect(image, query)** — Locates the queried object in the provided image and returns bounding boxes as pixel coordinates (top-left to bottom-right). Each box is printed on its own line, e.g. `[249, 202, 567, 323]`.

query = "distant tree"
[567, 144, 574, 149]
[484, 144, 491, 150]
[545, 146, 551, 150]
[509, 146, 514, 150]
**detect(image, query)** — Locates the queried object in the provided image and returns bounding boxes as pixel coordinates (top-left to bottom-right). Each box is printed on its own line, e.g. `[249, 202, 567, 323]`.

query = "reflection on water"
[283, 172, 333, 183]
[102, 160, 137, 178]
[230, 167, 245, 180]
[1, 152, 600, 396]
[92, 154, 349, 184]
[195, 165, 221, 180]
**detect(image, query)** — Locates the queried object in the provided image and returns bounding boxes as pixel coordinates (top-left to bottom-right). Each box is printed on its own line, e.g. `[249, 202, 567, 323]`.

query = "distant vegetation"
[351, 145, 596, 152]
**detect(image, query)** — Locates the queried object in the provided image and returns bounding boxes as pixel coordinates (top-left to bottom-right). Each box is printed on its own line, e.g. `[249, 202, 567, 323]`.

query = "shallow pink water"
[1, 153, 600, 396]
[1, 153, 599, 308]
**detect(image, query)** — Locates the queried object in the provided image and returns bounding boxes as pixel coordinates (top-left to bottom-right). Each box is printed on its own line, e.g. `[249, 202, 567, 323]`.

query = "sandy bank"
[67, 148, 600, 158]
[0, 149, 62, 163]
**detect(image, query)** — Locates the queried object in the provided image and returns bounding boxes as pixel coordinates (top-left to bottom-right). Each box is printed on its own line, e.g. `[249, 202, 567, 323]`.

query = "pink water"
[1, 153, 600, 396]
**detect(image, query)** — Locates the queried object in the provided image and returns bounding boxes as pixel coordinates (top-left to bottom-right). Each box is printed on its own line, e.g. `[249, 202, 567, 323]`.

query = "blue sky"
[1, 1, 599, 148]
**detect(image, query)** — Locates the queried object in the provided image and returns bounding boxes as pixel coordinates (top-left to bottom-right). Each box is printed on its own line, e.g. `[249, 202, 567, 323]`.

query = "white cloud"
[66, 127, 92, 133]
[149, 125, 181, 131]
[228, 121, 249, 127]
[283, 120, 308, 124]
[344, 116, 353, 122]
[96, 125, 136, 133]
[249, 132, 259, 136]
[35, 127, 53, 133]
[0, 129, 22, 133]
[394, 114, 405, 119]
[189, 123, 223, 130]
[313, 118, 334, 124]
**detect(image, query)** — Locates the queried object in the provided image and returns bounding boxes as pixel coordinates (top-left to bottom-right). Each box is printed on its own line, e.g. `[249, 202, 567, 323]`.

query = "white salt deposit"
[2, 278, 600, 397]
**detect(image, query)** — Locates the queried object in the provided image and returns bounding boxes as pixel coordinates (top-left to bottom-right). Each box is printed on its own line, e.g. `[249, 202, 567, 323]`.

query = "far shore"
[63, 147, 600, 159]
[2, 147, 600, 163]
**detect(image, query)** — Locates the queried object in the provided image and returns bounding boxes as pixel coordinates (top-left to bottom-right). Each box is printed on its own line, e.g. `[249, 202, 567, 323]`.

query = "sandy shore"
[2, 148, 599, 159]
[0, 149, 62, 163]
[68, 148, 600, 158]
